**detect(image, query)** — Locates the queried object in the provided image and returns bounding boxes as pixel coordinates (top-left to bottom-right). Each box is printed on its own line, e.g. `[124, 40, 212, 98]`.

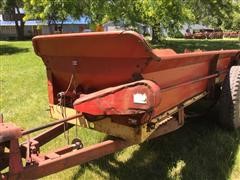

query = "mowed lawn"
[0, 38, 240, 180]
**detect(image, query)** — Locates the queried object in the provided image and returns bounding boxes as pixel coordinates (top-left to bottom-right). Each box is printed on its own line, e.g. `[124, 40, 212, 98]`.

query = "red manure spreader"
[1, 31, 240, 179]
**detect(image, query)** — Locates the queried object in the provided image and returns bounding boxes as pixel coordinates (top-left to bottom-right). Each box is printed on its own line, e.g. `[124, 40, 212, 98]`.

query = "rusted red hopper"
[1, 31, 240, 179]
[33, 31, 239, 127]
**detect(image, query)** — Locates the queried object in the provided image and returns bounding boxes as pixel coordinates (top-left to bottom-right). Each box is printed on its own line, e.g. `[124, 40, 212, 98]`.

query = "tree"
[83, 0, 109, 25]
[23, 0, 239, 40]
[0, 0, 25, 40]
[230, 2, 240, 31]
[186, 0, 238, 30]
[23, 0, 86, 33]
[232, 10, 240, 31]
[98, 0, 194, 42]
[135, 0, 194, 41]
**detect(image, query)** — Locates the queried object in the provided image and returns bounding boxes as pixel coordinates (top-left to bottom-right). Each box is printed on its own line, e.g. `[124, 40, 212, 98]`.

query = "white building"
[103, 21, 152, 36]
[0, 15, 89, 40]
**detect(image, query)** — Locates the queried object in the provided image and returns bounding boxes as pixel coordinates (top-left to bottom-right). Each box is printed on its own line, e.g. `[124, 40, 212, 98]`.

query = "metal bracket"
[46, 68, 55, 105]
[178, 104, 185, 125]
[207, 54, 220, 99]
[8, 139, 23, 177]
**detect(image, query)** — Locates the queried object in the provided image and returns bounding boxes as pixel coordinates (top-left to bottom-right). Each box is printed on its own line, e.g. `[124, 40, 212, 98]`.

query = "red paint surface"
[32, 31, 240, 123]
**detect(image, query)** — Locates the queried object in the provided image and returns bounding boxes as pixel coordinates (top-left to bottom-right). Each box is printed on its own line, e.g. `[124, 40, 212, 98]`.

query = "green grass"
[0, 39, 240, 180]
[154, 38, 240, 53]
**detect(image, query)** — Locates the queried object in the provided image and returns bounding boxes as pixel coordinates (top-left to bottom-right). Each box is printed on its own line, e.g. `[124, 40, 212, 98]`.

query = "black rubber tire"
[219, 66, 240, 130]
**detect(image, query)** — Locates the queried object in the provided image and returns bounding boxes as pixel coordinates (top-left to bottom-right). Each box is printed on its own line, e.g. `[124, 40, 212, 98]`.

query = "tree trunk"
[14, 7, 25, 40]
[152, 26, 158, 43]
[15, 20, 25, 40]
[152, 25, 161, 43]
[48, 20, 54, 34]
[60, 20, 64, 33]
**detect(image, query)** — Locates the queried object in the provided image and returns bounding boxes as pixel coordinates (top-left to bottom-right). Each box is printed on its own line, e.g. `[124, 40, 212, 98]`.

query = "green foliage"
[84, 0, 194, 41]
[232, 14, 240, 31]
[0, 0, 24, 21]
[23, 0, 85, 25]
[186, 0, 240, 30]
[232, 4, 240, 30]
[0, 0, 25, 40]
[22, 0, 239, 39]
[0, 0, 23, 11]
[83, 0, 109, 24]
[136, 0, 193, 42]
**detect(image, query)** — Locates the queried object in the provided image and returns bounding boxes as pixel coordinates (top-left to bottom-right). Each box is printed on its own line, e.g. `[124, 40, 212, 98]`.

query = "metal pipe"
[15, 139, 129, 179]
[161, 70, 227, 92]
[22, 114, 82, 136]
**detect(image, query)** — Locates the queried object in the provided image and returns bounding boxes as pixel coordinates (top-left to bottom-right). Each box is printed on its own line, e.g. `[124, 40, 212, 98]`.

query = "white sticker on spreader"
[133, 93, 147, 104]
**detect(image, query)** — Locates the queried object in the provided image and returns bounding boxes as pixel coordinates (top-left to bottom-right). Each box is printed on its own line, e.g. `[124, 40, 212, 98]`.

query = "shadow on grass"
[0, 44, 29, 55]
[153, 39, 240, 53]
[73, 101, 240, 180]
